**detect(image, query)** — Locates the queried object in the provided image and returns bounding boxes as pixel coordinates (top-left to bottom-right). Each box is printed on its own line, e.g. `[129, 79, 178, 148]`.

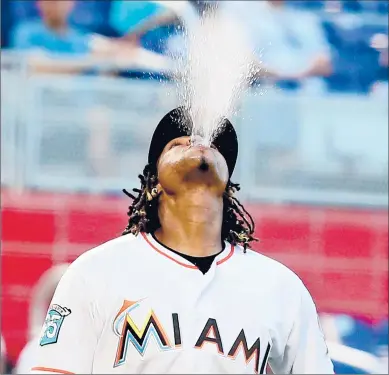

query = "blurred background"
[0, 0, 388, 374]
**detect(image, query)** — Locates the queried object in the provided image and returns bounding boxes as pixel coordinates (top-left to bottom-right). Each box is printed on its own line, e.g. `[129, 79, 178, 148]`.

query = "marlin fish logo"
[113, 300, 173, 367]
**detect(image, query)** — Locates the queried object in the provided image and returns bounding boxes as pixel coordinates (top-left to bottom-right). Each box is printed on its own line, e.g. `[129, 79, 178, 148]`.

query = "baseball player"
[31, 107, 334, 374]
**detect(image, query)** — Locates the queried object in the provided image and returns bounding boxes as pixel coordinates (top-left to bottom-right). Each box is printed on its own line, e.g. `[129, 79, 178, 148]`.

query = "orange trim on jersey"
[216, 245, 234, 265]
[31, 367, 75, 374]
[141, 232, 198, 269]
[142, 232, 235, 269]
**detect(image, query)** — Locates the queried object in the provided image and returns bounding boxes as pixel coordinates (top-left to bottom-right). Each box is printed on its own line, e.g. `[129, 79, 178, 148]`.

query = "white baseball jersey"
[16, 337, 39, 374]
[31, 233, 334, 374]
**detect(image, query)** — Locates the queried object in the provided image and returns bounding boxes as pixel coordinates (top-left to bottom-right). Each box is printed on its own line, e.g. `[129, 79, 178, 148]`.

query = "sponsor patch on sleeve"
[39, 304, 71, 346]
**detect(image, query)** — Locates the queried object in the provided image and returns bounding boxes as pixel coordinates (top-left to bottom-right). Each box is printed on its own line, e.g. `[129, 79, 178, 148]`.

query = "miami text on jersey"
[113, 300, 271, 374]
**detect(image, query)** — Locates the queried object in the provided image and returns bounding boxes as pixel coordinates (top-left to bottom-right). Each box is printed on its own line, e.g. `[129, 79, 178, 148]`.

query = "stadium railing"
[1, 52, 387, 208]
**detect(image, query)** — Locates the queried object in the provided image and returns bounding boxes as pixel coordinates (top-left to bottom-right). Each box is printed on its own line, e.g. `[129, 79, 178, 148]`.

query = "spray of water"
[174, 7, 258, 147]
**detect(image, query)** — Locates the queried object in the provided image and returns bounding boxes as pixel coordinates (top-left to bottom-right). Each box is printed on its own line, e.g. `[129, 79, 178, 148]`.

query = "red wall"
[1, 189, 388, 362]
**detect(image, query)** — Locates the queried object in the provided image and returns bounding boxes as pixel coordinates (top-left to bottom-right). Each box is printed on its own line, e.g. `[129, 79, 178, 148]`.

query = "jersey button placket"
[191, 263, 218, 372]
[193, 259, 217, 304]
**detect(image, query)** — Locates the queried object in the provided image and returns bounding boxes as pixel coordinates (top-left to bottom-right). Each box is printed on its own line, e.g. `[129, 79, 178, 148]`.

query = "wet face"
[156, 136, 229, 195]
[38, 0, 74, 26]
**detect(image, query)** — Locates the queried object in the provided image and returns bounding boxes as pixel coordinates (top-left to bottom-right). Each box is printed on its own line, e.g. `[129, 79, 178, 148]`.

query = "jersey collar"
[141, 232, 234, 270]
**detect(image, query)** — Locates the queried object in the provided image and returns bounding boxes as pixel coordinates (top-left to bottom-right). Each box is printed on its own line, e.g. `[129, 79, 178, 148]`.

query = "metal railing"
[1, 52, 388, 207]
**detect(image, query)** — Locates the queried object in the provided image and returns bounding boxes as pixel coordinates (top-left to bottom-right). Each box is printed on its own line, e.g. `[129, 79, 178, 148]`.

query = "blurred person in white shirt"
[14, 264, 69, 374]
[220, 0, 333, 93]
[165, 1, 332, 90]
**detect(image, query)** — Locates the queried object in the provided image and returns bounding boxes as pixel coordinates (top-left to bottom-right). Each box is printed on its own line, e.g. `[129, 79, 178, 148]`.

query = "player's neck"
[155, 189, 224, 257]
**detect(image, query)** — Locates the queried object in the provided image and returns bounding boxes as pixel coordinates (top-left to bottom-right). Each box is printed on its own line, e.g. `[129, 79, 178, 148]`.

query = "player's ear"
[152, 183, 163, 198]
[147, 185, 160, 201]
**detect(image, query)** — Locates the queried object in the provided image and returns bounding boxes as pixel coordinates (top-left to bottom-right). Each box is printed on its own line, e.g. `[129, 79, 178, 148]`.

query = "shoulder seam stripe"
[31, 367, 75, 374]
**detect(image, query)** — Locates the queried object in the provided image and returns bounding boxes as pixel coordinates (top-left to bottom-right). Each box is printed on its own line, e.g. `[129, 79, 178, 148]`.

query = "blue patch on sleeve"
[39, 304, 71, 346]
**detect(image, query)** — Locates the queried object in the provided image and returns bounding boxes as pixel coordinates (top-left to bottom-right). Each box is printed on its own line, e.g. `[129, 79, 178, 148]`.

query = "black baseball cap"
[148, 107, 238, 177]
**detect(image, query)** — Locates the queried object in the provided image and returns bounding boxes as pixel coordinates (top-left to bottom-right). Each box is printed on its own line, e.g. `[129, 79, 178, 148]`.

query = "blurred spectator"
[1, 334, 6, 374]
[223, 0, 333, 92]
[110, 0, 178, 54]
[7, 0, 117, 38]
[111, 1, 212, 52]
[12, 1, 95, 54]
[14, 264, 69, 374]
[120, 1, 199, 49]
[10, 0, 135, 74]
[166, 0, 334, 88]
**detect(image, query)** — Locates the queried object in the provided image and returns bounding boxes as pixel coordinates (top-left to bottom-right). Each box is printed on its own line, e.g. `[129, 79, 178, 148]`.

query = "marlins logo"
[113, 300, 175, 367]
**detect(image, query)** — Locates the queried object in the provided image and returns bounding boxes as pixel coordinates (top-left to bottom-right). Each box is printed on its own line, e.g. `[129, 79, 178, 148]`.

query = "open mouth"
[198, 157, 210, 171]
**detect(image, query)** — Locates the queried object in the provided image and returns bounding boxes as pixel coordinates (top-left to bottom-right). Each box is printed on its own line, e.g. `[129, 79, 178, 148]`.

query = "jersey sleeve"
[271, 281, 334, 374]
[30, 266, 101, 374]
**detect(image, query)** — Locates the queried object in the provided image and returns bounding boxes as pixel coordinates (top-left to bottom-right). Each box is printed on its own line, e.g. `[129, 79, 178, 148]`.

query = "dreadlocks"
[122, 164, 258, 252]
